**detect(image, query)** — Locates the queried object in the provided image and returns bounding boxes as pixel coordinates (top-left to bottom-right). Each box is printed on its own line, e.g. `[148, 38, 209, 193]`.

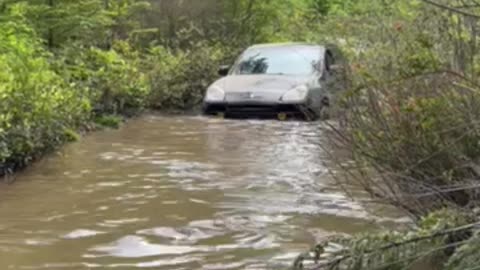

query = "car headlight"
[205, 85, 225, 102]
[281, 85, 308, 102]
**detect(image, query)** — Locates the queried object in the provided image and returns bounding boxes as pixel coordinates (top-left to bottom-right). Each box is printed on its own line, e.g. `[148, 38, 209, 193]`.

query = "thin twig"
[422, 0, 480, 19]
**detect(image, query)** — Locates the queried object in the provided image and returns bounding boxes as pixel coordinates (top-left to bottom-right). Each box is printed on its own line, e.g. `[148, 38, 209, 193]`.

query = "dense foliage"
[145, 43, 228, 110]
[0, 0, 324, 173]
[313, 1, 480, 269]
[323, 0, 480, 218]
[4, 0, 480, 269]
[294, 209, 476, 270]
[0, 7, 89, 171]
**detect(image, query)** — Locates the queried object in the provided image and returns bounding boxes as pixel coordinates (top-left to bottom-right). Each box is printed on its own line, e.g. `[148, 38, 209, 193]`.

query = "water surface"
[0, 116, 392, 269]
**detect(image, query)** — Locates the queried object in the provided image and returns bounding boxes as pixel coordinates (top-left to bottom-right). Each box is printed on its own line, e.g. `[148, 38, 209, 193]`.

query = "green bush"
[332, 72, 480, 217]
[294, 209, 473, 270]
[145, 43, 229, 110]
[0, 17, 89, 168]
[55, 42, 150, 116]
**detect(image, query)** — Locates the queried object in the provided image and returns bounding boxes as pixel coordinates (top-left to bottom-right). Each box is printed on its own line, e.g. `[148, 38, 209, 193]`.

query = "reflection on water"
[0, 115, 398, 269]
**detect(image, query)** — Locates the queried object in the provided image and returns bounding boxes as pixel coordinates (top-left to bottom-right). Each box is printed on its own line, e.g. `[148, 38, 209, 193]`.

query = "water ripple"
[0, 115, 403, 270]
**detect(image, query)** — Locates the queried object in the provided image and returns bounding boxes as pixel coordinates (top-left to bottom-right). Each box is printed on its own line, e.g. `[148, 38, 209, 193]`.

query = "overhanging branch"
[422, 0, 480, 19]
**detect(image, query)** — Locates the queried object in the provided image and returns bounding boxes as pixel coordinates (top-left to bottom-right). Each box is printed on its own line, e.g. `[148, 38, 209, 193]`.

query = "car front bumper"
[203, 101, 311, 119]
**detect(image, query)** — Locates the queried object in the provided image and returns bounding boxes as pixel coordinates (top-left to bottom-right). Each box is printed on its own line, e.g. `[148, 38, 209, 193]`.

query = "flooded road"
[0, 116, 392, 269]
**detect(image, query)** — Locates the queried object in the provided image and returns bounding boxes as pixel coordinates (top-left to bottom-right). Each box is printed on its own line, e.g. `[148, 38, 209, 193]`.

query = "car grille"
[225, 92, 269, 102]
[204, 103, 306, 119]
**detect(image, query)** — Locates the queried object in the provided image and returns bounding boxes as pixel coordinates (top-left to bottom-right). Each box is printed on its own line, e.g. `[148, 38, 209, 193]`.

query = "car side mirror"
[218, 65, 230, 77]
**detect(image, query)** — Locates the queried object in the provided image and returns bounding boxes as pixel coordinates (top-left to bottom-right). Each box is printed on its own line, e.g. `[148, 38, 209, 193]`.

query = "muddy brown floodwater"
[0, 115, 401, 270]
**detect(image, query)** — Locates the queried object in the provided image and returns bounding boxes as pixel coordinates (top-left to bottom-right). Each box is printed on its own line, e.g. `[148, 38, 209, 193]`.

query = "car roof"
[247, 42, 325, 50]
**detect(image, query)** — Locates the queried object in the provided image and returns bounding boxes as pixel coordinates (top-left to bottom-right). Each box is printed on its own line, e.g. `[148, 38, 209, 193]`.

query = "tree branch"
[421, 0, 480, 19]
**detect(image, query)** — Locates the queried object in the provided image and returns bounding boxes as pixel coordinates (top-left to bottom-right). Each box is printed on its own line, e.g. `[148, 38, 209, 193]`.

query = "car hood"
[210, 74, 317, 102]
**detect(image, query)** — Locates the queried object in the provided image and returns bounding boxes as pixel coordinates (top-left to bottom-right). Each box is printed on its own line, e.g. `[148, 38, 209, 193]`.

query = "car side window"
[325, 51, 335, 73]
[321, 51, 334, 80]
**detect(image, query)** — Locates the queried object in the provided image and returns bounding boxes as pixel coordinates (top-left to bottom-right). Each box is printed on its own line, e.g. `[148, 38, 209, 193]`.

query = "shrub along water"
[295, 1, 480, 269]
[145, 43, 232, 110]
[5, 0, 480, 269]
[55, 43, 150, 116]
[0, 14, 90, 174]
[0, 0, 317, 174]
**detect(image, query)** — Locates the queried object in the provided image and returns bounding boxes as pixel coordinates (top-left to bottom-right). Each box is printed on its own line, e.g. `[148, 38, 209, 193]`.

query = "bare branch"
[422, 0, 480, 19]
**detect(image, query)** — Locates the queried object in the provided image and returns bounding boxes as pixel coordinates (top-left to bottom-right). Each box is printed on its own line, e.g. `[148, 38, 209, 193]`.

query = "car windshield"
[231, 46, 321, 76]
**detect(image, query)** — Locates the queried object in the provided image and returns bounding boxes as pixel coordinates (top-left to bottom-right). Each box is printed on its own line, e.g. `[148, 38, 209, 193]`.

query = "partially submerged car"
[203, 43, 347, 120]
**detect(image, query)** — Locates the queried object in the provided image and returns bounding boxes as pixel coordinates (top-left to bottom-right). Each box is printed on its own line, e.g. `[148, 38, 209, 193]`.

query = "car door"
[317, 50, 336, 108]
[324, 48, 351, 102]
